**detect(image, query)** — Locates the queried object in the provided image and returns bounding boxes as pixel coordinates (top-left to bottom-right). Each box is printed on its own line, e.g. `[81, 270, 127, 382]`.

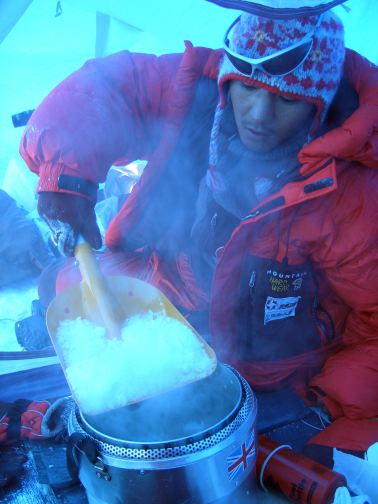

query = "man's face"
[229, 80, 316, 152]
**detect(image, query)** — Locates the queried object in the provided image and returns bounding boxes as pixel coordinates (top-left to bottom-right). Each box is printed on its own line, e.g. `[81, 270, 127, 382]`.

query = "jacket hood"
[299, 49, 378, 170]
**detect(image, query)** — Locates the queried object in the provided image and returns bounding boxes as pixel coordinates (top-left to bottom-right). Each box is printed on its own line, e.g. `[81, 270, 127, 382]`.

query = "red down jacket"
[20, 44, 378, 450]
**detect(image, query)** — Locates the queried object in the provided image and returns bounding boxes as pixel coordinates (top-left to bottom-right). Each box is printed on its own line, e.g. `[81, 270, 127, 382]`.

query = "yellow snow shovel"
[46, 239, 217, 414]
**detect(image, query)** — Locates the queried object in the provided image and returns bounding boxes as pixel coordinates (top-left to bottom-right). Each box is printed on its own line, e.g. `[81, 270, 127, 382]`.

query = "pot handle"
[66, 432, 99, 482]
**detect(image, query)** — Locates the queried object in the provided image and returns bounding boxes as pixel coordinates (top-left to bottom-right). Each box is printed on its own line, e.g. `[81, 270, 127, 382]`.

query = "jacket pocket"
[236, 255, 323, 361]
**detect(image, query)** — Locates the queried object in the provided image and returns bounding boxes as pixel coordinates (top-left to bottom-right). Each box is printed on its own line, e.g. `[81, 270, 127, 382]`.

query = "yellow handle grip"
[74, 241, 104, 292]
[74, 240, 123, 338]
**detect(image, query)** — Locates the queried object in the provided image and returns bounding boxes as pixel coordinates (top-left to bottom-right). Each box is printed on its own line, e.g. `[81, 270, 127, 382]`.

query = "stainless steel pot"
[67, 364, 257, 504]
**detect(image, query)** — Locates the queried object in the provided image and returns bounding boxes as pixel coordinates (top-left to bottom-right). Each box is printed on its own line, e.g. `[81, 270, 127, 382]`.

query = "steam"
[84, 363, 240, 443]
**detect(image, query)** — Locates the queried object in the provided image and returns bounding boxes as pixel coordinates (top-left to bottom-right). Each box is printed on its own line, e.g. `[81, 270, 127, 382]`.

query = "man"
[20, 11, 378, 452]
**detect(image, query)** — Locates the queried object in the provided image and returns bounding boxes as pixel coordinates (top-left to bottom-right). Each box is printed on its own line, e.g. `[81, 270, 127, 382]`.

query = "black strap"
[6, 399, 32, 441]
[66, 432, 98, 482]
[57, 174, 98, 201]
[12, 109, 35, 128]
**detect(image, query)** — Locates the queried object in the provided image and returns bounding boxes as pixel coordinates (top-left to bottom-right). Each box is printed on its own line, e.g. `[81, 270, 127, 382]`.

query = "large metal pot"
[67, 364, 257, 504]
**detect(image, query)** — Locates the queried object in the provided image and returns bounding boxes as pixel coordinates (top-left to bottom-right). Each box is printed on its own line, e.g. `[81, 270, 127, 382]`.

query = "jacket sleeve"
[309, 165, 378, 422]
[19, 50, 183, 198]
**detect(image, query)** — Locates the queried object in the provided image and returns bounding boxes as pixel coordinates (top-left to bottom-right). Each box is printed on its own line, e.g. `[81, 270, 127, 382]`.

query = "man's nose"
[247, 89, 275, 125]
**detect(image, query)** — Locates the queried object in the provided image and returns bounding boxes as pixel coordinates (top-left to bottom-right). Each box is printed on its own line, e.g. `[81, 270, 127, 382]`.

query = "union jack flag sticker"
[227, 432, 256, 481]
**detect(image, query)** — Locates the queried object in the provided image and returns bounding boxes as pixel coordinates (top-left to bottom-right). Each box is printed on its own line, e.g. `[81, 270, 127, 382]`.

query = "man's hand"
[38, 192, 102, 256]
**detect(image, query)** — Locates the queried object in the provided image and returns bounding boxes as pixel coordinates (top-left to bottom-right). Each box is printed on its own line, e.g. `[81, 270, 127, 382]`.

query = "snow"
[56, 311, 215, 415]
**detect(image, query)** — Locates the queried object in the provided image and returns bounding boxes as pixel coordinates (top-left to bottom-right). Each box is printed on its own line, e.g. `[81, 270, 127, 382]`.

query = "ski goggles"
[223, 15, 322, 77]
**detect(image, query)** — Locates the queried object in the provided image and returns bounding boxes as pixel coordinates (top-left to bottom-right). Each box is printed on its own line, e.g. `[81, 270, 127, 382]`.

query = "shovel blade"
[46, 275, 217, 414]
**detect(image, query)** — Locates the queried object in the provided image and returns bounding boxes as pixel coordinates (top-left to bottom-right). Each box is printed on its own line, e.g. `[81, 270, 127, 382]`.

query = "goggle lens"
[225, 53, 253, 75]
[261, 40, 312, 74]
[225, 38, 313, 77]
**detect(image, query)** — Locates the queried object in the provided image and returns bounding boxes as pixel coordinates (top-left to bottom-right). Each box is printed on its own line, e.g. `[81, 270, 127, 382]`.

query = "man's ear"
[322, 78, 359, 133]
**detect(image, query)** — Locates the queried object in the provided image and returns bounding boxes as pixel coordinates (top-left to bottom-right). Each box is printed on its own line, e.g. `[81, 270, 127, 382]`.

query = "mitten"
[0, 399, 51, 444]
[0, 397, 74, 445]
[38, 192, 102, 256]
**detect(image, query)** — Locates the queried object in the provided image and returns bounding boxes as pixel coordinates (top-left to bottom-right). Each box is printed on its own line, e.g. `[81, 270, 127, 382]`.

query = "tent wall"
[0, 0, 33, 45]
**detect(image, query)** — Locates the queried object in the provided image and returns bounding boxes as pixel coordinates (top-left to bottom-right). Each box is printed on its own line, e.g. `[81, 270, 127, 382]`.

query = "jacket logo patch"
[268, 276, 289, 292]
[266, 269, 307, 278]
[267, 269, 307, 293]
[292, 278, 303, 291]
[264, 296, 301, 325]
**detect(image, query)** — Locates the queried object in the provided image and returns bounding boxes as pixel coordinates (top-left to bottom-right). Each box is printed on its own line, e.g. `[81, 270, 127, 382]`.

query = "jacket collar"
[241, 157, 336, 223]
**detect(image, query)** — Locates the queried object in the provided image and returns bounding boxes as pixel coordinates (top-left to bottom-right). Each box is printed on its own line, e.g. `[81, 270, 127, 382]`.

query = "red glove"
[0, 399, 50, 445]
[38, 192, 102, 256]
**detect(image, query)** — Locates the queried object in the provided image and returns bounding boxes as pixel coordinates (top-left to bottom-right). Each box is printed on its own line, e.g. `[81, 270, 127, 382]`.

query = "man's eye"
[279, 94, 297, 103]
[241, 82, 258, 90]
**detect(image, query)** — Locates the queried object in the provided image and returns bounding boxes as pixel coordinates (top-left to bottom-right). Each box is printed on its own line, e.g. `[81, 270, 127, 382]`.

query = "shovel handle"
[74, 240, 104, 291]
[74, 239, 123, 338]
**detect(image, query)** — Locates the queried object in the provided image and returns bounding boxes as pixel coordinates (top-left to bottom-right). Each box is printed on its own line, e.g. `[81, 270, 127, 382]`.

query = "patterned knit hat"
[219, 10, 345, 125]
